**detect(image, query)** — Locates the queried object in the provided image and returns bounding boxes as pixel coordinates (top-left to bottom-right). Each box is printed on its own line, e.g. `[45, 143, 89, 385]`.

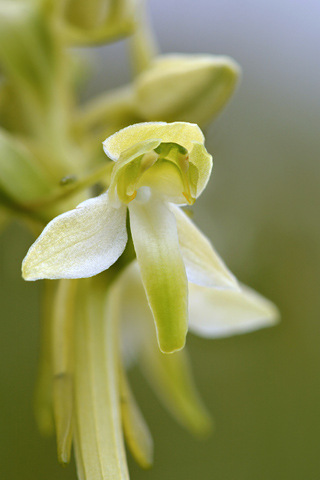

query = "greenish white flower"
[22, 121, 240, 353]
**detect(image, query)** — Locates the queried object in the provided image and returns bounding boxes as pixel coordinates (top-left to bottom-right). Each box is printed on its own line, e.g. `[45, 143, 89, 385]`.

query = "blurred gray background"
[1, 0, 320, 479]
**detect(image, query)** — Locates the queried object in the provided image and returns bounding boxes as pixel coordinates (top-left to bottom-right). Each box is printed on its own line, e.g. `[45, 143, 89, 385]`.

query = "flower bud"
[0, 129, 52, 204]
[60, 0, 136, 45]
[134, 54, 240, 126]
[0, 1, 57, 109]
[63, 0, 110, 30]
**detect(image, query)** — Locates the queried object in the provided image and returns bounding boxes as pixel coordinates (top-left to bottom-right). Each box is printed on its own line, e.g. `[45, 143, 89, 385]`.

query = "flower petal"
[140, 339, 213, 437]
[108, 139, 161, 205]
[188, 283, 280, 337]
[103, 122, 204, 161]
[189, 142, 213, 198]
[170, 205, 239, 290]
[120, 368, 153, 469]
[119, 262, 212, 436]
[128, 196, 188, 353]
[22, 191, 127, 280]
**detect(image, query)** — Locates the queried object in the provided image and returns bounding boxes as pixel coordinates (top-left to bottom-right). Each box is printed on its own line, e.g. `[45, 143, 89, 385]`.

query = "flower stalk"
[73, 276, 129, 480]
[52, 279, 78, 465]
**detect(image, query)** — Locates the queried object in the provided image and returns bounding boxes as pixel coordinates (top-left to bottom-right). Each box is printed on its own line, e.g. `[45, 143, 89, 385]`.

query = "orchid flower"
[22, 121, 241, 353]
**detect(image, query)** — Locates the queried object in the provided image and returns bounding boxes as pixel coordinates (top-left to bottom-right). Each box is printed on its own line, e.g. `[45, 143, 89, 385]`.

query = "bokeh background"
[1, 0, 320, 479]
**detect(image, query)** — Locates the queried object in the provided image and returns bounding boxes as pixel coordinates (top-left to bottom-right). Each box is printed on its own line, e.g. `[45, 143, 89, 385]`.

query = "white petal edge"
[188, 282, 280, 338]
[22, 191, 128, 280]
[170, 204, 239, 290]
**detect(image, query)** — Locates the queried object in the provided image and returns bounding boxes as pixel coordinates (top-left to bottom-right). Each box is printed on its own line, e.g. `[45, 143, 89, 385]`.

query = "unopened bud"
[134, 54, 240, 126]
[0, 129, 52, 204]
[60, 0, 136, 45]
[0, 2, 56, 107]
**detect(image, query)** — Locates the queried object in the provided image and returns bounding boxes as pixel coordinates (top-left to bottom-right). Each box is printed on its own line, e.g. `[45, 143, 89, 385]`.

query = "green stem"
[23, 161, 114, 214]
[129, 0, 158, 75]
[74, 86, 136, 135]
[33, 280, 56, 437]
[73, 276, 129, 480]
[52, 279, 78, 465]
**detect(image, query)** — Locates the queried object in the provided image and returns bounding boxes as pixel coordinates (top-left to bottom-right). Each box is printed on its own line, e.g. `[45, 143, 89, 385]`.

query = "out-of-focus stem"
[52, 279, 78, 465]
[74, 86, 136, 135]
[129, 0, 158, 74]
[34, 280, 56, 436]
[22, 161, 114, 219]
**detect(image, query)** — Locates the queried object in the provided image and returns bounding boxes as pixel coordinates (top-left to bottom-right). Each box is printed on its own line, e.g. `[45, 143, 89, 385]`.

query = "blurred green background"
[1, 0, 320, 479]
